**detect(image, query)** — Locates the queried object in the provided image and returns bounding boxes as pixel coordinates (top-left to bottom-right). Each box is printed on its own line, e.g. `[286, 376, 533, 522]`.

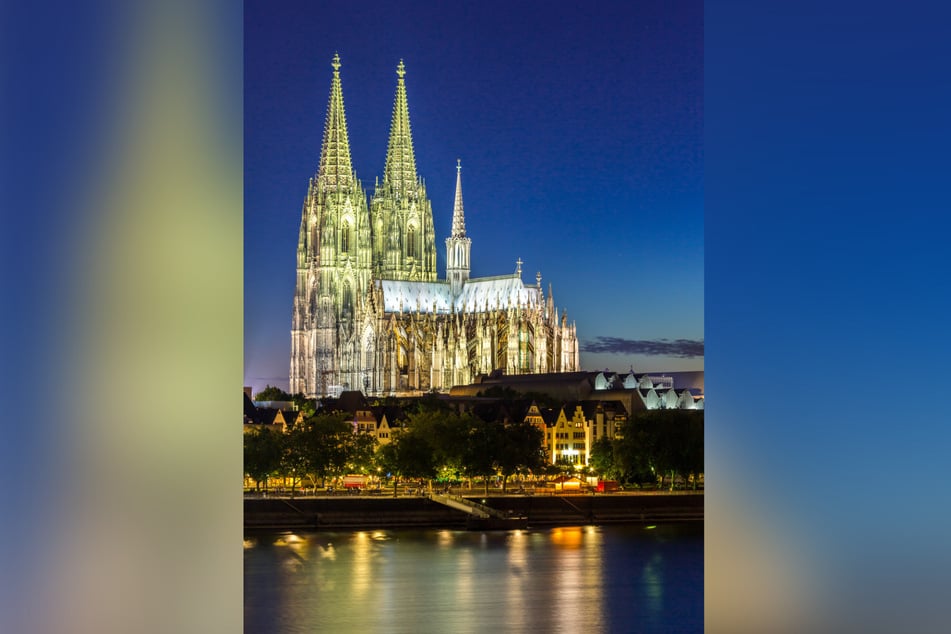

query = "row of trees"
[244, 413, 375, 495]
[244, 406, 546, 496]
[245, 402, 703, 495]
[377, 408, 545, 495]
[589, 410, 704, 489]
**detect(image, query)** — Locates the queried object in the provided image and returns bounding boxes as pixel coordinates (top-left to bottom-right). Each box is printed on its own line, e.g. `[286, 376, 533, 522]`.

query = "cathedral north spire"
[382, 59, 418, 195]
[317, 53, 356, 191]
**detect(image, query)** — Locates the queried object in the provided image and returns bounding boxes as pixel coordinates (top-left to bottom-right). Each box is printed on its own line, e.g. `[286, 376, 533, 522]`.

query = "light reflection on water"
[245, 524, 702, 634]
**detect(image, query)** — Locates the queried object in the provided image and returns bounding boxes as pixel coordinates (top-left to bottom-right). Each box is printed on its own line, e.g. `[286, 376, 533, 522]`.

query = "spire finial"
[516, 257, 523, 275]
[456, 158, 461, 173]
[397, 59, 405, 79]
[332, 52, 341, 73]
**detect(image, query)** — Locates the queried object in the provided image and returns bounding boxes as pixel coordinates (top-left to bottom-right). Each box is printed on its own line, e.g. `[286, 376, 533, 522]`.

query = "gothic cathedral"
[290, 55, 579, 397]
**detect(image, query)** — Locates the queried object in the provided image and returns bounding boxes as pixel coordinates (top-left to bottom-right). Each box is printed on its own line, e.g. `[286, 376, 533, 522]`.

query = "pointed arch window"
[406, 227, 417, 259]
[342, 282, 353, 318]
[341, 222, 352, 253]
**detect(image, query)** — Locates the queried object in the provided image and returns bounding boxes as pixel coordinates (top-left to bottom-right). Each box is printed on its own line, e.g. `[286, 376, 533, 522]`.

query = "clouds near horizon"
[581, 336, 704, 358]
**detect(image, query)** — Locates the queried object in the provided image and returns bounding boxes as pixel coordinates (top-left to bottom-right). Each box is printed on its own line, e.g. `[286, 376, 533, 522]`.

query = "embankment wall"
[244, 494, 703, 531]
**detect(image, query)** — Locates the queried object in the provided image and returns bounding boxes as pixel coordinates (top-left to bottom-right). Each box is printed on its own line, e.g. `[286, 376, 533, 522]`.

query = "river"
[244, 523, 702, 633]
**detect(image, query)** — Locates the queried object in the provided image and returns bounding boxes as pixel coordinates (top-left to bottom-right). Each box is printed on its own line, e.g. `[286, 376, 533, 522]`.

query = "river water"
[244, 523, 702, 633]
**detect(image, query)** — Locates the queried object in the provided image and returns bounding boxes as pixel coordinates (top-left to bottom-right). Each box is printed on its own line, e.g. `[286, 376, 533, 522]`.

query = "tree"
[271, 412, 355, 494]
[244, 427, 282, 491]
[254, 384, 291, 401]
[495, 420, 544, 492]
[376, 431, 437, 496]
[345, 431, 378, 475]
[589, 436, 620, 480]
[460, 416, 503, 495]
[614, 410, 704, 489]
[403, 409, 467, 478]
[300, 413, 354, 488]
[279, 425, 311, 497]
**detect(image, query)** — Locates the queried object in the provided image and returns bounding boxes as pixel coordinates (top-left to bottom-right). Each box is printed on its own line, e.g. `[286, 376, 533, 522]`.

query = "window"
[342, 283, 353, 317]
[406, 227, 416, 258]
[341, 223, 351, 253]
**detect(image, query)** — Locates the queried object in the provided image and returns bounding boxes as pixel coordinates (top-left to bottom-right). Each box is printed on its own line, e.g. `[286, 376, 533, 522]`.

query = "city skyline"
[244, 1, 703, 394]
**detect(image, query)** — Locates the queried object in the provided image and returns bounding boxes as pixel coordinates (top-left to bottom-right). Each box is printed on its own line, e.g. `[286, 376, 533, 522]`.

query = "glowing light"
[551, 526, 584, 548]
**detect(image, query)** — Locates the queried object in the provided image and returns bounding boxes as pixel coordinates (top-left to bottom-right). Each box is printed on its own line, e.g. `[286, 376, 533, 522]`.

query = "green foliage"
[254, 384, 291, 401]
[460, 417, 502, 481]
[614, 410, 704, 486]
[376, 431, 437, 480]
[291, 393, 317, 418]
[255, 390, 701, 495]
[296, 413, 354, 483]
[494, 419, 545, 490]
[244, 427, 282, 489]
[269, 412, 374, 492]
[589, 436, 620, 479]
[279, 424, 311, 495]
[346, 432, 377, 474]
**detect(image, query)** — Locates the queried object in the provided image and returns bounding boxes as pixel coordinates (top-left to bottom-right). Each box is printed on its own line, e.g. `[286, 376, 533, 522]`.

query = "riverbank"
[244, 493, 703, 531]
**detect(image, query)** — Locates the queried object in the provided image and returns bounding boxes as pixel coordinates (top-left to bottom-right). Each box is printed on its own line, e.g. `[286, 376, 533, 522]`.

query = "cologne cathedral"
[290, 55, 580, 398]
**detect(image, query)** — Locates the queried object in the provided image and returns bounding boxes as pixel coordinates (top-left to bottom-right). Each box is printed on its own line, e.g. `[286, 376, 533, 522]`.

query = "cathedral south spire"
[446, 160, 472, 296]
[291, 53, 372, 397]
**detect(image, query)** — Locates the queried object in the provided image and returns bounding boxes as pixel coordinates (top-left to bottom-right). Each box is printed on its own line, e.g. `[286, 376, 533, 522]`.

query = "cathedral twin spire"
[382, 60, 419, 197]
[371, 57, 437, 281]
[310, 54, 457, 286]
[316, 53, 356, 192]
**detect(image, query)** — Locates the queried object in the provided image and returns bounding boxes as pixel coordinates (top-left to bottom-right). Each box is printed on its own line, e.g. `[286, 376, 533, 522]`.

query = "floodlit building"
[290, 56, 580, 397]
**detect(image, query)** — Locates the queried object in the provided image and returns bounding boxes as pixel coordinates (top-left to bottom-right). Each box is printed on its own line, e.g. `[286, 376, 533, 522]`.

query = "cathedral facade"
[290, 56, 579, 398]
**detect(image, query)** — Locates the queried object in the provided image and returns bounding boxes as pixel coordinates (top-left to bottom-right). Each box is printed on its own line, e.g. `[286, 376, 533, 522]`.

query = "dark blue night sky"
[243, 1, 703, 392]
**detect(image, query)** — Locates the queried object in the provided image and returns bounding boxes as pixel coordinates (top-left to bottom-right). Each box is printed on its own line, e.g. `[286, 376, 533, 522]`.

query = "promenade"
[244, 491, 703, 531]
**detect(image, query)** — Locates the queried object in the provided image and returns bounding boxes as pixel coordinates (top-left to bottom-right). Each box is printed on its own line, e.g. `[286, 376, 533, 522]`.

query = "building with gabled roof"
[243, 393, 302, 433]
